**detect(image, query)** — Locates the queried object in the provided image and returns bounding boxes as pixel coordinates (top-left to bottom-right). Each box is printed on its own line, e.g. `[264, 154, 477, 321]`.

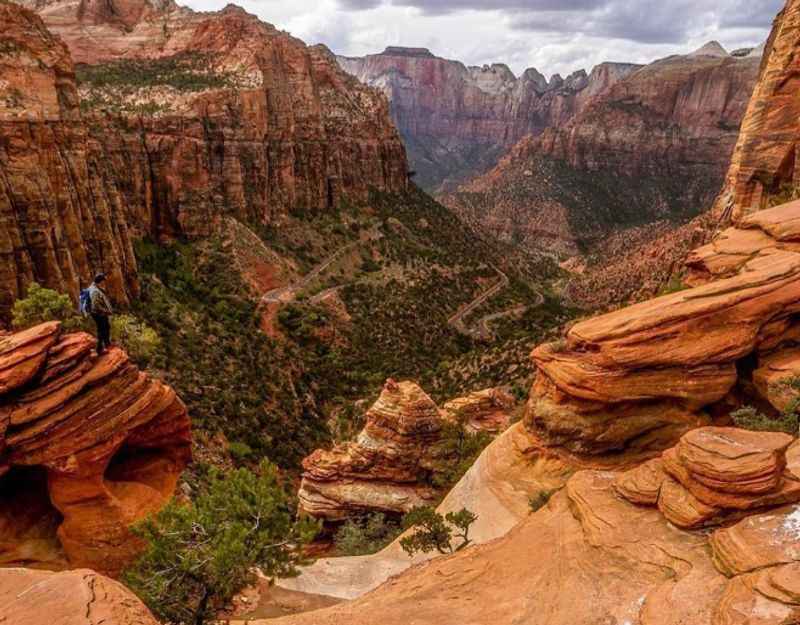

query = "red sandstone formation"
[441, 387, 515, 434]
[0, 0, 408, 321]
[525, 199, 800, 460]
[715, 0, 800, 222]
[0, 1, 140, 316]
[0, 567, 159, 625]
[441, 44, 759, 263]
[338, 46, 639, 190]
[298, 380, 446, 520]
[616, 428, 800, 528]
[0, 322, 191, 575]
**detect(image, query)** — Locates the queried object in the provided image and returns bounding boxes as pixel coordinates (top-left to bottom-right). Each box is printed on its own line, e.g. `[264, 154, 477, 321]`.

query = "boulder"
[614, 427, 800, 529]
[0, 567, 159, 625]
[0, 322, 191, 575]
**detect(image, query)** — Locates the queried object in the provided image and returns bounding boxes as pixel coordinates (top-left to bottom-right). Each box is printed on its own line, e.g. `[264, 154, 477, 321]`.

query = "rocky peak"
[520, 66, 548, 92]
[466, 62, 517, 94]
[381, 46, 435, 58]
[689, 40, 730, 57]
[563, 68, 589, 90]
[548, 72, 564, 88]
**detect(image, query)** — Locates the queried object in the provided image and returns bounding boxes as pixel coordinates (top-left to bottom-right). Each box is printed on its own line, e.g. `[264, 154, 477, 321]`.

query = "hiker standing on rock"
[81, 273, 113, 355]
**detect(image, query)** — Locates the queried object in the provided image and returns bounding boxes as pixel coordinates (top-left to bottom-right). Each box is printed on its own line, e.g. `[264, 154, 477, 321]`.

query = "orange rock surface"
[270, 430, 800, 625]
[298, 380, 446, 520]
[0, 567, 159, 624]
[715, 0, 800, 222]
[0, 322, 191, 575]
[441, 387, 515, 433]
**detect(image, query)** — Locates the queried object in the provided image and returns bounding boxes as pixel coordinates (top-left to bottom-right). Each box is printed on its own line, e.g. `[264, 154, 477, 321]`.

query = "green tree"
[334, 513, 401, 556]
[11, 282, 78, 329]
[399, 506, 477, 557]
[123, 461, 319, 625]
[111, 314, 164, 368]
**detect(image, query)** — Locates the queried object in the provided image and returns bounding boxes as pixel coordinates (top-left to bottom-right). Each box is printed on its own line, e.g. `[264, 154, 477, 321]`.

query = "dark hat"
[94, 273, 106, 284]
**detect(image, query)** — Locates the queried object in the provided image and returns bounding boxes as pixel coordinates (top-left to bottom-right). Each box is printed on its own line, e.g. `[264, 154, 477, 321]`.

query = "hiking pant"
[92, 314, 111, 354]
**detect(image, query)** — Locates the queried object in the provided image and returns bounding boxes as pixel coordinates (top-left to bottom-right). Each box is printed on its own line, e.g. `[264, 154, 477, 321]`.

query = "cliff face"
[0, 0, 408, 320]
[338, 47, 639, 190]
[0, 1, 140, 316]
[442, 47, 760, 260]
[715, 0, 800, 222]
[0, 322, 192, 576]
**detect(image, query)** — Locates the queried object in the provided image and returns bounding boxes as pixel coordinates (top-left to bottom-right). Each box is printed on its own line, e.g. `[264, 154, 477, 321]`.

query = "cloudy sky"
[186, 0, 783, 76]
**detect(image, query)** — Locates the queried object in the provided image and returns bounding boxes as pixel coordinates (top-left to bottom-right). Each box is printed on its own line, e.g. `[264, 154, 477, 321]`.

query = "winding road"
[448, 266, 543, 341]
[261, 242, 361, 306]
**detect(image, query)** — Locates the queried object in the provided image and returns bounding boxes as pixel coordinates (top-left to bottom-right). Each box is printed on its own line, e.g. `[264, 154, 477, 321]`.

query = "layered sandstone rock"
[441, 387, 515, 433]
[0, 567, 159, 625]
[270, 460, 800, 625]
[0, 322, 191, 575]
[298, 380, 445, 520]
[526, 200, 800, 459]
[338, 46, 639, 190]
[441, 47, 759, 263]
[0, 0, 408, 321]
[616, 427, 800, 528]
[715, 0, 800, 222]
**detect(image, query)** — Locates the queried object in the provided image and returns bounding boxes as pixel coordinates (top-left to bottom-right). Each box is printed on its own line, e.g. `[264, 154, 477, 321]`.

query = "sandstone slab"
[0, 567, 158, 625]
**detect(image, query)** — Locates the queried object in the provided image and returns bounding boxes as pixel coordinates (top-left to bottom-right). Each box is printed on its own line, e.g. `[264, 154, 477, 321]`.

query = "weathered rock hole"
[0, 466, 66, 569]
[104, 441, 181, 514]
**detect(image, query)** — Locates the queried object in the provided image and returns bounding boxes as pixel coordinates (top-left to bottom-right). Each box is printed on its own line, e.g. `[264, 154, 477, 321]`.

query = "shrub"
[227, 441, 254, 462]
[333, 513, 401, 556]
[123, 460, 319, 625]
[431, 423, 493, 490]
[11, 282, 78, 329]
[111, 315, 164, 368]
[528, 489, 557, 513]
[730, 405, 798, 435]
[399, 506, 477, 557]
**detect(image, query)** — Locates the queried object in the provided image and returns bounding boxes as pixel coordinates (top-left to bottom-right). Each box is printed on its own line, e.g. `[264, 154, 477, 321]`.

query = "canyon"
[3, 0, 800, 623]
[0, 0, 408, 321]
[268, 121, 800, 625]
[338, 46, 640, 191]
[440, 44, 760, 262]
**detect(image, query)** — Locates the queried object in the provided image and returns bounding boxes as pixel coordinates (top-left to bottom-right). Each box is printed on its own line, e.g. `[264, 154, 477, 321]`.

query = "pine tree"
[123, 461, 319, 625]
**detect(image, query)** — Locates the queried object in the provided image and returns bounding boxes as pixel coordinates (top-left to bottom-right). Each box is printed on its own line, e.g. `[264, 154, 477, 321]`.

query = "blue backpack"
[79, 288, 92, 316]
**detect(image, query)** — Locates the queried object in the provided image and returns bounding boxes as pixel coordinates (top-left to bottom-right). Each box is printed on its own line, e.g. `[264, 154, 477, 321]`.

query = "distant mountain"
[338, 46, 640, 191]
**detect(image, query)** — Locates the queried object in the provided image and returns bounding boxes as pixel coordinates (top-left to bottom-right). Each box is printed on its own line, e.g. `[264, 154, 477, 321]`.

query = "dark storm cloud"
[337, 0, 784, 44]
